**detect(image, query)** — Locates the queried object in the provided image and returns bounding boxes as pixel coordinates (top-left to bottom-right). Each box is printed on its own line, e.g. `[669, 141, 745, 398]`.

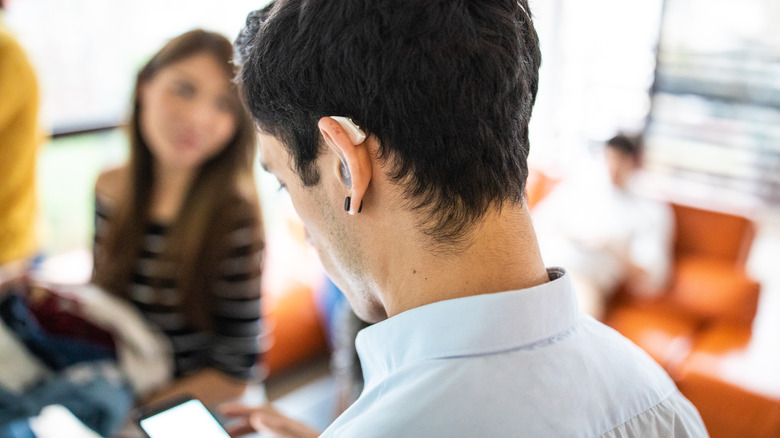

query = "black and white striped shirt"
[94, 199, 263, 380]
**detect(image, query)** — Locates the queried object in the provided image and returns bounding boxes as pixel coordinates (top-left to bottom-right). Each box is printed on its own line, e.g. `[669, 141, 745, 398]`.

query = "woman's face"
[139, 52, 239, 172]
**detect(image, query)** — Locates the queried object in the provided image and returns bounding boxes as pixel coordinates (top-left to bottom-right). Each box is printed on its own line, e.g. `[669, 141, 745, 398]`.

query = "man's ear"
[318, 117, 372, 215]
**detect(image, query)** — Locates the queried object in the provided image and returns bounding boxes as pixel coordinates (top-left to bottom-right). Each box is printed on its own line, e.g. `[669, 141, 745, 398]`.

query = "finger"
[225, 423, 257, 438]
[220, 403, 259, 417]
[249, 411, 320, 438]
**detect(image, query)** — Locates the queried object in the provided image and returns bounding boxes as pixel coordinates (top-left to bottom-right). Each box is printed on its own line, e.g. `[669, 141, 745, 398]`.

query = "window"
[4, 0, 269, 134]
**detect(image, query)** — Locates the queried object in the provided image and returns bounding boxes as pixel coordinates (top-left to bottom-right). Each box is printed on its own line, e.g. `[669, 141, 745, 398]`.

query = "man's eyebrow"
[260, 162, 270, 173]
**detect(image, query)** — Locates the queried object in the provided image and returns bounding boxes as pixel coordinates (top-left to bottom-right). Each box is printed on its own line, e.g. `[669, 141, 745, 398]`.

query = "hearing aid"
[326, 116, 365, 214]
[331, 116, 367, 145]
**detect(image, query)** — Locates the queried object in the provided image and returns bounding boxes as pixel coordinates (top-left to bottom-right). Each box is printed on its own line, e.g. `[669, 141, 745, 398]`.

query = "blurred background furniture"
[602, 202, 778, 438]
[526, 168, 561, 210]
[527, 168, 780, 437]
[605, 203, 761, 374]
[675, 323, 780, 438]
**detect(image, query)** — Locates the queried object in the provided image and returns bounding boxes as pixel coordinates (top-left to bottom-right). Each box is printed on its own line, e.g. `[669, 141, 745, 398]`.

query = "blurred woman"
[92, 29, 264, 408]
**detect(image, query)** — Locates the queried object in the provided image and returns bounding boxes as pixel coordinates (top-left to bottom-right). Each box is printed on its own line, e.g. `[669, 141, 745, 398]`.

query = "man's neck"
[374, 203, 549, 318]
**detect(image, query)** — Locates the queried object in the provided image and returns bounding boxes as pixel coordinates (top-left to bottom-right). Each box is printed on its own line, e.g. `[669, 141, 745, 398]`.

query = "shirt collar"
[356, 267, 579, 382]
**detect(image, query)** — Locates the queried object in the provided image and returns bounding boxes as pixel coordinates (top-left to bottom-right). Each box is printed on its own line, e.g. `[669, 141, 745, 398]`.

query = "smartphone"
[135, 395, 231, 438]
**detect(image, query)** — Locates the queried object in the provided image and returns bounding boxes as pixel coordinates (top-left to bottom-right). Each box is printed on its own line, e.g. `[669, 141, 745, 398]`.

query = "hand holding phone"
[220, 402, 321, 438]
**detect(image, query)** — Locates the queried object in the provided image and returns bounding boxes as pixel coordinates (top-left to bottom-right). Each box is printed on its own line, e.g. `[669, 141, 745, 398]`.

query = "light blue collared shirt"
[320, 268, 707, 437]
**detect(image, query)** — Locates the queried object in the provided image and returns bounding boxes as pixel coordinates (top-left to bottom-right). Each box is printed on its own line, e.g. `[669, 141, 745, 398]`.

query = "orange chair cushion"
[604, 304, 697, 375]
[676, 324, 780, 438]
[668, 257, 760, 325]
[678, 374, 780, 438]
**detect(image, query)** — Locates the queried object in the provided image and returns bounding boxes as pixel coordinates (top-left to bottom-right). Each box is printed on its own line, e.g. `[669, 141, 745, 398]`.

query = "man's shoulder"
[601, 389, 708, 438]
[328, 317, 698, 437]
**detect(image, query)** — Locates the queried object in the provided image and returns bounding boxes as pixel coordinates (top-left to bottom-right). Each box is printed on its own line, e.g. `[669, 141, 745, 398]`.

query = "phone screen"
[138, 398, 231, 438]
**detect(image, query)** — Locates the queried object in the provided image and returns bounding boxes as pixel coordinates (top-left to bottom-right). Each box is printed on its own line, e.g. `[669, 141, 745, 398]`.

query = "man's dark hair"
[236, 0, 541, 245]
[606, 134, 643, 162]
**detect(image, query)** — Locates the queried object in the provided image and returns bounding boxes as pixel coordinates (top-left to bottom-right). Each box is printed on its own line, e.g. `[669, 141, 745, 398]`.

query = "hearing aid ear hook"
[331, 116, 367, 145]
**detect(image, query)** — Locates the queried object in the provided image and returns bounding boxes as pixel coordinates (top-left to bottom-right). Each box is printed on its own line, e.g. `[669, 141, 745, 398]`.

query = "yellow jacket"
[0, 19, 41, 264]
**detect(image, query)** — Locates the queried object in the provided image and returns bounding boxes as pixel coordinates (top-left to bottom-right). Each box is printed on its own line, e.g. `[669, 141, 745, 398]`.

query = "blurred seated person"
[0, 0, 43, 291]
[91, 29, 264, 408]
[532, 134, 674, 319]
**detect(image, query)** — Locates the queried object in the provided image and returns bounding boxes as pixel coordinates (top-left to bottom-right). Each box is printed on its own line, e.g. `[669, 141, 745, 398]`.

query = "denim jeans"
[0, 419, 36, 438]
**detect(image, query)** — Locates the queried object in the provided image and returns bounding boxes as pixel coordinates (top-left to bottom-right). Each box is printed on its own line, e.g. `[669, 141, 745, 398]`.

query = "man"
[0, 0, 42, 291]
[223, 1, 707, 436]
[533, 135, 674, 319]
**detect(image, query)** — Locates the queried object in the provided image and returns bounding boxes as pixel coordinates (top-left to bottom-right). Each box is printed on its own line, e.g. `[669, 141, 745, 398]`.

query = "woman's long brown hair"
[93, 29, 262, 330]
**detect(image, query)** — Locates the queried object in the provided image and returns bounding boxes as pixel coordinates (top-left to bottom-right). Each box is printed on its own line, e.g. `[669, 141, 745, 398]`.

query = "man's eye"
[277, 182, 287, 192]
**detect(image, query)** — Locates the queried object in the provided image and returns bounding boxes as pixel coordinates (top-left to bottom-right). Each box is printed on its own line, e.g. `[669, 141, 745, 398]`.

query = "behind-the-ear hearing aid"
[327, 116, 365, 214]
[331, 116, 366, 145]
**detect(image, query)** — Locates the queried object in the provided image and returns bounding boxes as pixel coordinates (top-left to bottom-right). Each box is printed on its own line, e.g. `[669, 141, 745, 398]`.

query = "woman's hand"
[220, 402, 321, 438]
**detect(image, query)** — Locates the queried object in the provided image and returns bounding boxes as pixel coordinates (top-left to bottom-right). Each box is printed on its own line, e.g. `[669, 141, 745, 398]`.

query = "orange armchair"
[604, 203, 761, 373]
[665, 204, 760, 326]
[675, 323, 780, 438]
[527, 168, 775, 436]
[602, 203, 780, 437]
